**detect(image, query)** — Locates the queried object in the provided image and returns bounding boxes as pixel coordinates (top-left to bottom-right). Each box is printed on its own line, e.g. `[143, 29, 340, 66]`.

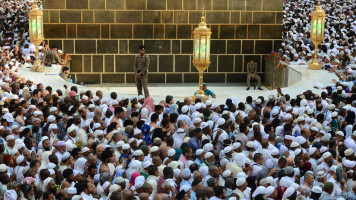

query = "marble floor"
[19, 65, 337, 104]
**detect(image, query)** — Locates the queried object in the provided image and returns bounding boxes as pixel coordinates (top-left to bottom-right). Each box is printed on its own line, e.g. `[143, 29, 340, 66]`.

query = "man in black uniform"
[134, 46, 150, 98]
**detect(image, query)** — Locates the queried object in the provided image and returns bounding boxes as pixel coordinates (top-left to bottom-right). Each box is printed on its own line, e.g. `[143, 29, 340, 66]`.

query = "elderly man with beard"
[55, 141, 66, 164]
[27, 118, 42, 143]
[37, 136, 51, 157]
[321, 152, 334, 173]
[94, 130, 107, 145]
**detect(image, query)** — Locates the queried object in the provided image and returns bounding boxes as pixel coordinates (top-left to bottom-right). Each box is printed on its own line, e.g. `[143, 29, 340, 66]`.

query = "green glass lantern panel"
[206, 35, 210, 60]
[200, 36, 206, 61]
[317, 18, 322, 36]
[195, 37, 200, 60]
[312, 19, 317, 35]
[32, 18, 37, 36]
[37, 16, 42, 37]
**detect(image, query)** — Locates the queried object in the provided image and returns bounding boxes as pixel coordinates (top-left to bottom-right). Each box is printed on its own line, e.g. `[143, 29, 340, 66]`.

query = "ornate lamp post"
[308, 0, 325, 70]
[29, 0, 45, 72]
[192, 12, 212, 102]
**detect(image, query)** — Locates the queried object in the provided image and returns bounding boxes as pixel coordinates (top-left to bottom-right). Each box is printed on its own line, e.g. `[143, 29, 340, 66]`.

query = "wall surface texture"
[43, 0, 283, 84]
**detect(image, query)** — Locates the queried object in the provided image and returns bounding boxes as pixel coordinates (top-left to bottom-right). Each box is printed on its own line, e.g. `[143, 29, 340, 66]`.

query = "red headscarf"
[130, 172, 141, 187]
[142, 97, 155, 114]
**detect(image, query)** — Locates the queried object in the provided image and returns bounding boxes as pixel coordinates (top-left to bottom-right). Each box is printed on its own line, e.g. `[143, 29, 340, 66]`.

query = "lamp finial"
[201, 11, 206, 23]
[317, 0, 320, 6]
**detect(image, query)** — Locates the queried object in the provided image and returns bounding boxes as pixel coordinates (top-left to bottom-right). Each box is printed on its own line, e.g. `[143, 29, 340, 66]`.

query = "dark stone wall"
[43, 0, 283, 84]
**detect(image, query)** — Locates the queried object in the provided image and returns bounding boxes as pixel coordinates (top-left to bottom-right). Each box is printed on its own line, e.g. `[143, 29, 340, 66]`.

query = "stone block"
[177, 25, 192, 39]
[154, 25, 164, 39]
[145, 40, 171, 54]
[70, 55, 83, 72]
[167, 0, 182, 10]
[208, 55, 217, 72]
[148, 74, 165, 83]
[143, 11, 161, 23]
[253, 12, 275, 24]
[206, 12, 229, 24]
[175, 55, 190, 72]
[198, 0, 212, 10]
[204, 73, 225, 82]
[93, 55, 104, 72]
[90, 0, 105, 9]
[241, 12, 252, 24]
[66, 0, 88, 9]
[218, 55, 234, 72]
[189, 11, 202, 24]
[213, 0, 228, 10]
[147, 0, 166, 10]
[116, 11, 142, 23]
[119, 40, 128, 54]
[67, 24, 77, 38]
[162, 11, 174, 23]
[227, 40, 241, 54]
[101, 25, 110, 38]
[148, 55, 158, 72]
[102, 74, 125, 83]
[274, 40, 282, 51]
[129, 40, 143, 54]
[255, 40, 272, 54]
[220, 25, 235, 39]
[166, 74, 183, 83]
[246, 0, 261, 11]
[76, 74, 100, 84]
[126, 0, 145, 10]
[63, 40, 74, 54]
[126, 74, 136, 83]
[77, 25, 100, 38]
[242, 40, 254, 54]
[106, 0, 125, 10]
[261, 25, 282, 39]
[181, 40, 193, 54]
[43, 0, 65, 9]
[235, 55, 243, 72]
[174, 11, 188, 23]
[183, 0, 196, 10]
[184, 73, 199, 83]
[49, 10, 59, 23]
[97, 40, 118, 54]
[43, 11, 49, 23]
[248, 25, 260, 39]
[165, 25, 177, 39]
[75, 40, 96, 54]
[84, 55, 92, 72]
[229, 0, 245, 10]
[210, 25, 219, 39]
[105, 55, 115, 72]
[263, 0, 283, 11]
[111, 25, 132, 39]
[236, 25, 247, 39]
[159, 55, 174, 72]
[60, 11, 81, 23]
[172, 40, 180, 54]
[82, 11, 94, 23]
[211, 40, 226, 54]
[116, 55, 135, 72]
[276, 12, 283, 24]
[134, 25, 153, 39]
[44, 24, 66, 38]
[95, 11, 115, 23]
[231, 12, 240, 24]
[227, 74, 247, 82]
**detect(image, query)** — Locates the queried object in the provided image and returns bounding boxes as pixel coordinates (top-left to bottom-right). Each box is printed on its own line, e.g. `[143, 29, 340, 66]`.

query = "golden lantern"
[192, 12, 212, 102]
[308, 0, 325, 70]
[29, 0, 45, 72]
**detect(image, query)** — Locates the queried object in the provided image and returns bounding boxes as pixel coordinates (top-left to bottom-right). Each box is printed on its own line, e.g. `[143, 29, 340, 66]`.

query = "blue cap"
[141, 124, 151, 134]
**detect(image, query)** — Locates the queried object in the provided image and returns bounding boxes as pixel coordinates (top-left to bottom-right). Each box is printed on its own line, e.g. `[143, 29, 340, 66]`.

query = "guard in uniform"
[41, 44, 62, 67]
[134, 46, 150, 97]
[246, 59, 263, 90]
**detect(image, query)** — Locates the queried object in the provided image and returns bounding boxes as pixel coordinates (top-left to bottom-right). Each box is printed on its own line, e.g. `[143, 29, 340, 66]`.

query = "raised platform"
[19, 64, 337, 103]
